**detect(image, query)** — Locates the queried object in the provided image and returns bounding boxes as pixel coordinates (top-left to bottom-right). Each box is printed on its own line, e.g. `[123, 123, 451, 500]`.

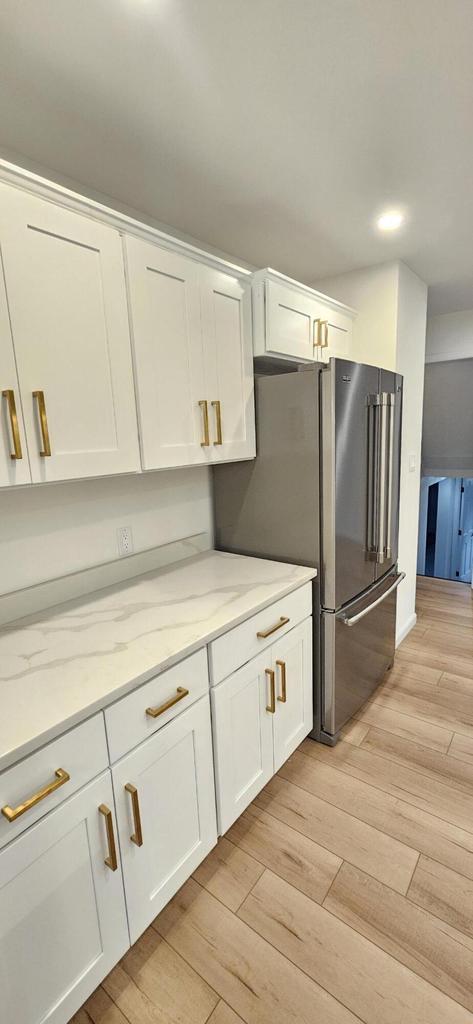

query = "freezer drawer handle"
[341, 572, 405, 627]
[257, 616, 289, 639]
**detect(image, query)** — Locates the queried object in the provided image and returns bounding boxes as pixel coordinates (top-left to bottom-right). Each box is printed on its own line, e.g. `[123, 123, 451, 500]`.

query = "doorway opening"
[417, 477, 473, 582]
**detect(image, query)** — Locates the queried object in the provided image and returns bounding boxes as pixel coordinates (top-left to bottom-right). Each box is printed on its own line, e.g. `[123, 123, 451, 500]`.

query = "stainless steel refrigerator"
[212, 358, 405, 744]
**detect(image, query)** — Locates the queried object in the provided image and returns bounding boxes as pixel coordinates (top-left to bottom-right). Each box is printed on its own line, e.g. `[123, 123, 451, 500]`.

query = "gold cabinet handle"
[99, 804, 118, 871]
[276, 659, 287, 703]
[323, 321, 329, 347]
[146, 686, 189, 719]
[199, 400, 210, 447]
[257, 615, 290, 639]
[33, 390, 51, 456]
[2, 389, 23, 460]
[313, 319, 321, 349]
[125, 783, 143, 847]
[265, 668, 276, 714]
[1, 768, 70, 823]
[211, 400, 223, 445]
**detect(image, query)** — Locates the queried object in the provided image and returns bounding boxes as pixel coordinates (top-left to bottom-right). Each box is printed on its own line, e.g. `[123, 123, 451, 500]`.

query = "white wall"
[426, 308, 473, 363]
[317, 261, 399, 370]
[316, 260, 427, 645]
[0, 467, 212, 596]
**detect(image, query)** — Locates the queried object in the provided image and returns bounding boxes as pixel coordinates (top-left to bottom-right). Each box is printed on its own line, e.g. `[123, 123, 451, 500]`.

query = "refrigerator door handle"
[377, 395, 389, 564]
[385, 393, 396, 561]
[366, 395, 380, 560]
[340, 571, 405, 627]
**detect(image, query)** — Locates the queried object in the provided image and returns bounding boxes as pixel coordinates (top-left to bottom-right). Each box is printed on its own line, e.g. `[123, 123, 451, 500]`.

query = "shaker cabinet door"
[125, 235, 207, 470]
[0, 264, 30, 486]
[265, 279, 317, 361]
[113, 696, 217, 944]
[272, 617, 313, 771]
[0, 184, 140, 483]
[0, 773, 128, 1024]
[201, 266, 255, 462]
[211, 652, 274, 834]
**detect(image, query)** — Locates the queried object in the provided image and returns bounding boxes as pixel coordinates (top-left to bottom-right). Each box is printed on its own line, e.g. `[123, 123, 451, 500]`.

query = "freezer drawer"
[321, 570, 404, 737]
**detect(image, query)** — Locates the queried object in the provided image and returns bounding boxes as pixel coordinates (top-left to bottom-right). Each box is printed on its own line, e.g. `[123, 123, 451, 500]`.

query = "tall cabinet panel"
[124, 236, 207, 469]
[0, 260, 30, 486]
[0, 184, 140, 483]
[201, 266, 255, 462]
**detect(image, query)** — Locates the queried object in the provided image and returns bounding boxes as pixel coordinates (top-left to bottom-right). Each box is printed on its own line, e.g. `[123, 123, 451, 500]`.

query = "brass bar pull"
[146, 686, 189, 719]
[276, 659, 287, 703]
[125, 783, 143, 847]
[265, 668, 276, 713]
[257, 615, 290, 639]
[199, 400, 210, 447]
[33, 390, 51, 456]
[1, 768, 70, 823]
[99, 804, 118, 871]
[314, 319, 323, 349]
[2, 389, 23, 460]
[211, 400, 223, 445]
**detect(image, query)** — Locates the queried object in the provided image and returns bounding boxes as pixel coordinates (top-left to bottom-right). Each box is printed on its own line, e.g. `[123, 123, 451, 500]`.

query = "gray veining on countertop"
[0, 551, 316, 772]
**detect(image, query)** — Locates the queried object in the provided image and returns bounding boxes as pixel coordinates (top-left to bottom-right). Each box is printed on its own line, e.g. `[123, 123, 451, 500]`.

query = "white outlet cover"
[117, 526, 133, 557]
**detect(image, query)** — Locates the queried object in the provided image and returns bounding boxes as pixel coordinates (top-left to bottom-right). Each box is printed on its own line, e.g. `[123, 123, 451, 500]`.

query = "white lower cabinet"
[0, 772, 128, 1024]
[112, 695, 217, 943]
[212, 616, 313, 833]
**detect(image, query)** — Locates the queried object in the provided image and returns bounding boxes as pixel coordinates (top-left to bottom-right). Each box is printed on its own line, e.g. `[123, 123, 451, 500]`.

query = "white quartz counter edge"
[0, 551, 316, 773]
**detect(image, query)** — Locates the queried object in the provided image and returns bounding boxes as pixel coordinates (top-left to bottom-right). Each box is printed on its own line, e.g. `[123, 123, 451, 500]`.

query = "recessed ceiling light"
[377, 210, 404, 231]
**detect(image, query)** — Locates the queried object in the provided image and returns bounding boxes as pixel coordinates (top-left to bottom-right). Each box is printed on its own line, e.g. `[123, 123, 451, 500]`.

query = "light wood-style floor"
[72, 575, 473, 1024]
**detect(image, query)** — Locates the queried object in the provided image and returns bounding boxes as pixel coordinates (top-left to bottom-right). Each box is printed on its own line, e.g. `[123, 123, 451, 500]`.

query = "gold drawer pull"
[257, 616, 290, 639]
[211, 400, 223, 445]
[199, 400, 210, 446]
[1, 768, 70, 823]
[265, 668, 276, 714]
[125, 783, 143, 847]
[2, 389, 23, 460]
[276, 659, 287, 703]
[33, 390, 52, 456]
[146, 686, 189, 719]
[99, 804, 118, 871]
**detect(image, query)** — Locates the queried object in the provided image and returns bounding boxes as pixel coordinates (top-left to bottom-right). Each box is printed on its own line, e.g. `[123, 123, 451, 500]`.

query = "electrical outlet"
[117, 525, 133, 557]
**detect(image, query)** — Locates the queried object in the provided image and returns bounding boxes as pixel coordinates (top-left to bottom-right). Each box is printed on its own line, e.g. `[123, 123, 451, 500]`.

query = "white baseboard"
[396, 612, 417, 648]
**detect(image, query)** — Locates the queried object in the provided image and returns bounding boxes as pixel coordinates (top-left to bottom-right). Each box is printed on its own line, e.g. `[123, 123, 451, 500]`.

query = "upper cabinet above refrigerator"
[0, 184, 141, 484]
[252, 268, 356, 364]
[125, 235, 255, 471]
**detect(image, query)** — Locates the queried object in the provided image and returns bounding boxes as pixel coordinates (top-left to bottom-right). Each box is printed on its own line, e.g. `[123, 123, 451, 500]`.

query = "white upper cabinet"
[0, 184, 140, 483]
[200, 266, 255, 462]
[0, 266, 31, 486]
[124, 237, 206, 470]
[125, 235, 255, 470]
[252, 268, 355, 364]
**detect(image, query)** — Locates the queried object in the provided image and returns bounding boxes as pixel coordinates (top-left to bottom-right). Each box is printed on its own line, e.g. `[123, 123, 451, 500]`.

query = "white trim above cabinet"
[252, 268, 356, 364]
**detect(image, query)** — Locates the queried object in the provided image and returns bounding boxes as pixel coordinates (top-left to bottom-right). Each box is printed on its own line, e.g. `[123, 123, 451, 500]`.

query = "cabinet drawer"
[209, 582, 312, 684]
[0, 714, 108, 849]
[105, 648, 209, 762]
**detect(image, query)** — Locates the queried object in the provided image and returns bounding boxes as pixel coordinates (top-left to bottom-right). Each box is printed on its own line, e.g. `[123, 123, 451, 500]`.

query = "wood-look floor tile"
[339, 718, 371, 745]
[103, 926, 218, 1024]
[238, 870, 473, 1024]
[360, 727, 473, 795]
[226, 801, 341, 904]
[408, 856, 473, 939]
[355, 702, 453, 752]
[192, 836, 264, 911]
[394, 644, 473, 680]
[71, 987, 128, 1024]
[298, 737, 473, 833]
[324, 861, 473, 1012]
[275, 749, 473, 882]
[440, 673, 473, 696]
[154, 878, 358, 1024]
[362, 680, 473, 739]
[391, 654, 443, 683]
[207, 1002, 244, 1024]
[255, 773, 418, 893]
[449, 733, 473, 766]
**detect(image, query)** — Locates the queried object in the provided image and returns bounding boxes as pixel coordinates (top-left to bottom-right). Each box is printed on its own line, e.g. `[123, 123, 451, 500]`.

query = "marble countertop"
[0, 550, 316, 772]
